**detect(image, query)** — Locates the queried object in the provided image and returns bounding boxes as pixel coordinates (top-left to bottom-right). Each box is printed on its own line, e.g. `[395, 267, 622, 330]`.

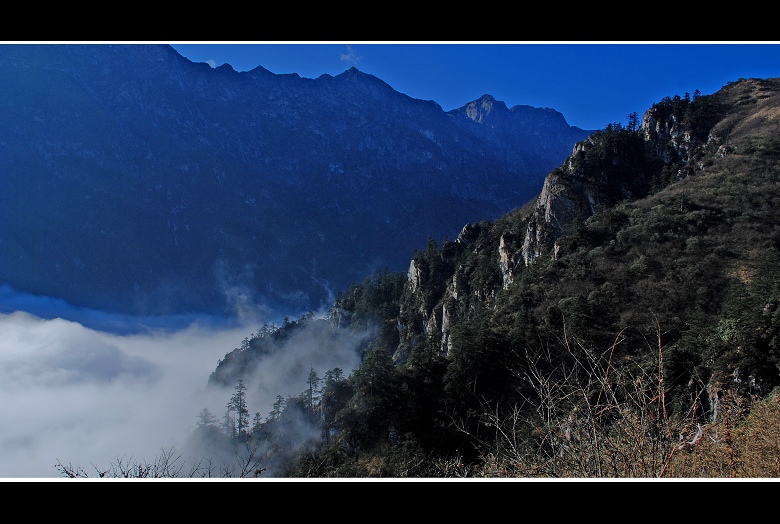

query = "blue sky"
[169, 42, 780, 131]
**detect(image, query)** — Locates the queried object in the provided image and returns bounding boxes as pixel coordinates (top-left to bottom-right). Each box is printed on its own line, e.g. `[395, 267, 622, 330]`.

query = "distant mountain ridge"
[0, 43, 591, 317]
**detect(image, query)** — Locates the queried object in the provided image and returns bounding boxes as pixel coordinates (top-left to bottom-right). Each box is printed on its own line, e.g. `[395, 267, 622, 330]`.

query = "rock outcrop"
[395, 80, 769, 369]
[519, 94, 717, 266]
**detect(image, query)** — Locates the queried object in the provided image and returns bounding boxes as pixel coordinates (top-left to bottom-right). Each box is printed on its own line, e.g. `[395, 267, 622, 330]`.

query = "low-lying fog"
[0, 285, 360, 479]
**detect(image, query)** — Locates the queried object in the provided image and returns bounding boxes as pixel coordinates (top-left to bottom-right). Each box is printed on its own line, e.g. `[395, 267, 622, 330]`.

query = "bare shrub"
[452, 317, 780, 478]
[55, 441, 265, 479]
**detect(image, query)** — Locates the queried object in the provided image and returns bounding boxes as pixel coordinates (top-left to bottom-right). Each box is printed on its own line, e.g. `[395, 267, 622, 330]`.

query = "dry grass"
[447, 319, 780, 479]
[662, 389, 780, 478]
[462, 386, 780, 479]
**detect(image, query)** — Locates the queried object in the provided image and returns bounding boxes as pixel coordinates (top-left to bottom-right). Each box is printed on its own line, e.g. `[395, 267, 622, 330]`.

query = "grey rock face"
[519, 106, 697, 266]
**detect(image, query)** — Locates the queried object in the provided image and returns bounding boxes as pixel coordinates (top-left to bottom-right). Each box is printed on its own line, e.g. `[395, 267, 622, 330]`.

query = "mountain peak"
[457, 94, 509, 123]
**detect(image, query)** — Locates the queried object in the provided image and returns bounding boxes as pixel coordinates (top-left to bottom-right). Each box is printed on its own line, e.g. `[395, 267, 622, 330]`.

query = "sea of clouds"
[0, 285, 360, 479]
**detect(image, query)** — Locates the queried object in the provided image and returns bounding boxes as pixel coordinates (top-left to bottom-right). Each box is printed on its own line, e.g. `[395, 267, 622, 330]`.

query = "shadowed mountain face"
[0, 43, 591, 317]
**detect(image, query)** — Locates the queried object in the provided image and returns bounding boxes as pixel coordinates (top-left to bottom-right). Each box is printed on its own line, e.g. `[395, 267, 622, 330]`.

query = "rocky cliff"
[395, 77, 779, 398]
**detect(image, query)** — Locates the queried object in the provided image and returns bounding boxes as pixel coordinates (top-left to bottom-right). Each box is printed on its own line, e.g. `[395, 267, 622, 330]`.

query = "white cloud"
[0, 311, 253, 478]
[0, 303, 364, 478]
[339, 45, 361, 65]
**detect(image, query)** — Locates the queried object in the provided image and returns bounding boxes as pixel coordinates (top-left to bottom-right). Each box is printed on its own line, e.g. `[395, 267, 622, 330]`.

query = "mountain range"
[0, 43, 591, 318]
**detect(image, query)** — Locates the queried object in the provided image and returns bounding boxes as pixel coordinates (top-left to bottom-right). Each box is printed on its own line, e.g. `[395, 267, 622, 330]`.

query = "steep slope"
[395, 77, 780, 417]
[0, 43, 591, 317]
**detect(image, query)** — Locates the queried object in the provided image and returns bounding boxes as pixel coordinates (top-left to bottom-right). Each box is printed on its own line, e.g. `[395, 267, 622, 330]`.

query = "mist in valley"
[0, 286, 363, 479]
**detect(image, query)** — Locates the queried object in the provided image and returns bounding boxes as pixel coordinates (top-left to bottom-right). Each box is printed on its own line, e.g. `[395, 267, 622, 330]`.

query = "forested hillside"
[59, 78, 780, 478]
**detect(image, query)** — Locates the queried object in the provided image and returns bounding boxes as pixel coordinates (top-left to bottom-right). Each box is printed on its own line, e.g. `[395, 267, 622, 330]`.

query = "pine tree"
[195, 407, 217, 428]
[228, 378, 250, 438]
[306, 366, 321, 418]
[222, 406, 236, 438]
[268, 394, 286, 421]
[251, 412, 263, 434]
[627, 111, 639, 131]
